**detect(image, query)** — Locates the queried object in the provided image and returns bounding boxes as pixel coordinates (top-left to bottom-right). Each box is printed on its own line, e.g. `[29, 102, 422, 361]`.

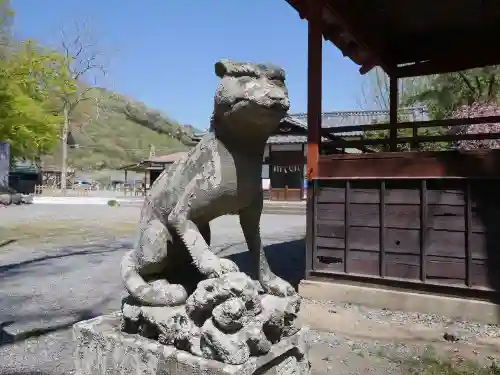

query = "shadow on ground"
[0, 240, 132, 280]
[0, 241, 130, 347]
[0, 297, 113, 347]
[0, 237, 305, 347]
[228, 238, 305, 289]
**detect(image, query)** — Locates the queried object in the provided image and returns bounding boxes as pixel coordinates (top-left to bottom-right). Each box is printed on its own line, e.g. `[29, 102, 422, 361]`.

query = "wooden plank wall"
[313, 179, 500, 290]
[269, 188, 302, 201]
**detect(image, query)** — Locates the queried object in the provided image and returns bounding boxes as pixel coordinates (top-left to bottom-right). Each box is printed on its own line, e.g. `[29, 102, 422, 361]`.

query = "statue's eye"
[238, 77, 252, 85]
[232, 71, 259, 79]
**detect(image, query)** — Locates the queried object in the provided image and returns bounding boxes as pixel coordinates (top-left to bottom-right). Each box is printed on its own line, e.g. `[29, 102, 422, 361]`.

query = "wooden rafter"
[285, 0, 500, 78]
[285, 0, 392, 75]
[393, 28, 499, 64]
[321, 3, 394, 75]
[396, 53, 500, 78]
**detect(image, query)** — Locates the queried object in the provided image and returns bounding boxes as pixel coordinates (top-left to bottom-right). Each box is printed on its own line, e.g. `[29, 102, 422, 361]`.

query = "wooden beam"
[396, 56, 500, 78]
[393, 28, 500, 65]
[321, 3, 394, 75]
[324, 132, 500, 150]
[389, 76, 398, 152]
[286, 0, 393, 76]
[359, 60, 377, 75]
[393, 29, 500, 77]
[306, 0, 323, 180]
[317, 150, 500, 179]
[321, 115, 500, 135]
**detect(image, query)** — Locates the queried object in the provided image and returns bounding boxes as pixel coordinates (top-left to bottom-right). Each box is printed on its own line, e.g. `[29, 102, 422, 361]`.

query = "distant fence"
[34, 185, 90, 197]
[33, 185, 147, 197]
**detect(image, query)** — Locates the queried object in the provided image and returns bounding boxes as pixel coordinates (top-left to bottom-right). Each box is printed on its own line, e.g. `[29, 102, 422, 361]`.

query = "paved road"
[0, 205, 306, 375]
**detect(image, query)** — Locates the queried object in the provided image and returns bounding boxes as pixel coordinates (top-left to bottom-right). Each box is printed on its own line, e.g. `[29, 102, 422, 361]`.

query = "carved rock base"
[73, 312, 311, 375]
[120, 272, 303, 365]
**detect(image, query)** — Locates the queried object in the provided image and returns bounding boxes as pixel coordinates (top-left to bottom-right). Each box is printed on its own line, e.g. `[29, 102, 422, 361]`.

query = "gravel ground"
[0, 205, 306, 375]
[304, 298, 500, 342]
[1, 205, 499, 374]
[304, 298, 500, 374]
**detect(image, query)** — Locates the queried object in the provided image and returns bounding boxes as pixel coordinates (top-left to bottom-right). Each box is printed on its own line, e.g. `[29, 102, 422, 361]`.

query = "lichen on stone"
[121, 271, 302, 365]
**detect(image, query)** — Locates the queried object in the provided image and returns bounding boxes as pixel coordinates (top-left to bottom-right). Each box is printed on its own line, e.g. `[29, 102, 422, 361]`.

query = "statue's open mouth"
[233, 98, 289, 115]
[257, 100, 290, 112]
[267, 101, 289, 112]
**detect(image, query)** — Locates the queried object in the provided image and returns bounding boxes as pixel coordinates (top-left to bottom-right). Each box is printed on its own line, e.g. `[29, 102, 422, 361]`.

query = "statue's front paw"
[220, 258, 239, 273]
[204, 259, 239, 279]
[260, 277, 296, 297]
[203, 263, 224, 279]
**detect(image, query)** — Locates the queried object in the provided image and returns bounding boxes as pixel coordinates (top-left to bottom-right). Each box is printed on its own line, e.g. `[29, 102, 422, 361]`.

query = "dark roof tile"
[289, 108, 428, 136]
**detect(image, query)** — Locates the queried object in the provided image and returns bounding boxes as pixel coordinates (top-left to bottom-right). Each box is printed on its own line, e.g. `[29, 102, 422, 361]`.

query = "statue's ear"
[215, 59, 231, 78]
[215, 59, 261, 78]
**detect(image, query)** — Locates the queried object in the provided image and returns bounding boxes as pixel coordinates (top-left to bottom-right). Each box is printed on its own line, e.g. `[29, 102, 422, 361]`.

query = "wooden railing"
[321, 115, 500, 152]
[121, 187, 146, 196]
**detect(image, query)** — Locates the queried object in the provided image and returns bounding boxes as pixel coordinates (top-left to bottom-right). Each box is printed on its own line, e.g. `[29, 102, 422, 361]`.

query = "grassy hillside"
[41, 87, 199, 171]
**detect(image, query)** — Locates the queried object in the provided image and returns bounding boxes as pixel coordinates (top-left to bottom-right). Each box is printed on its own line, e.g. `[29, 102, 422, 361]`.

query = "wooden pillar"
[306, 0, 323, 180]
[389, 76, 398, 152]
[300, 143, 305, 200]
[305, 0, 323, 280]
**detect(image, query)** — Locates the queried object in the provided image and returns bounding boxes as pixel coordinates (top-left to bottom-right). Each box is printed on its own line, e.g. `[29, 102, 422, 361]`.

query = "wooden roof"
[189, 116, 372, 152]
[149, 152, 188, 163]
[286, 0, 500, 77]
[290, 108, 428, 136]
[118, 152, 188, 172]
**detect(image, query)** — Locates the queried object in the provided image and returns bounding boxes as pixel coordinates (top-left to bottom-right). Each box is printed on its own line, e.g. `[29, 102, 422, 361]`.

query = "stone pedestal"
[73, 312, 311, 375]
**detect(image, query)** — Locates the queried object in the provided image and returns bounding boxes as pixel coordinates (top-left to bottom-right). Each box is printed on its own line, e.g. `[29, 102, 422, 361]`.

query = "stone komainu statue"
[115, 60, 307, 367]
[120, 59, 297, 307]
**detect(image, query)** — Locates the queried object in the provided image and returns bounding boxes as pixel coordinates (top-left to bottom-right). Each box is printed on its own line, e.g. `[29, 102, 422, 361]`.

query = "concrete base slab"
[299, 279, 500, 325]
[73, 312, 311, 375]
[1, 315, 81, 344]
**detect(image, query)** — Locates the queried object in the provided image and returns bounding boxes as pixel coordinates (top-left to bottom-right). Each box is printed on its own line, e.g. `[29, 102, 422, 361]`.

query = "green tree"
[405, 67, 500, 120]
[0, 39, 74, 159]
[399, 67, 500, 151]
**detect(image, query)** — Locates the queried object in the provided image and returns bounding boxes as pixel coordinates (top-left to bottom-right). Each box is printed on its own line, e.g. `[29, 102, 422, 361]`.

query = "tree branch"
[458, 71, 477, 100]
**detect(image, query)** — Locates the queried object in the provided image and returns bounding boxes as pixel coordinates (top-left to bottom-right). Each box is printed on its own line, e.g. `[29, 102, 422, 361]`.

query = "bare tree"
[356, 67, 426, 110]
[56, 20, 107, 191]
[357, 67, 390, 110]
[355, 68, 449, 151]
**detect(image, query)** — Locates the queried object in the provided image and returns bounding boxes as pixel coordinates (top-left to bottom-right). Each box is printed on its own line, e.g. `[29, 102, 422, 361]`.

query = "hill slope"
[42, 88, 198, 171]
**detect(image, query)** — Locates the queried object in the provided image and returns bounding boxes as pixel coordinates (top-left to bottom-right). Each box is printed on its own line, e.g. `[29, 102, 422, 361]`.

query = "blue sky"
[11, 0, 366, 131]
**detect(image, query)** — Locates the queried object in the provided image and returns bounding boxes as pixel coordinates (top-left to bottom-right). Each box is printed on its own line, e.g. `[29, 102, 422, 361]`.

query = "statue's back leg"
[121, 218, 188, 306]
